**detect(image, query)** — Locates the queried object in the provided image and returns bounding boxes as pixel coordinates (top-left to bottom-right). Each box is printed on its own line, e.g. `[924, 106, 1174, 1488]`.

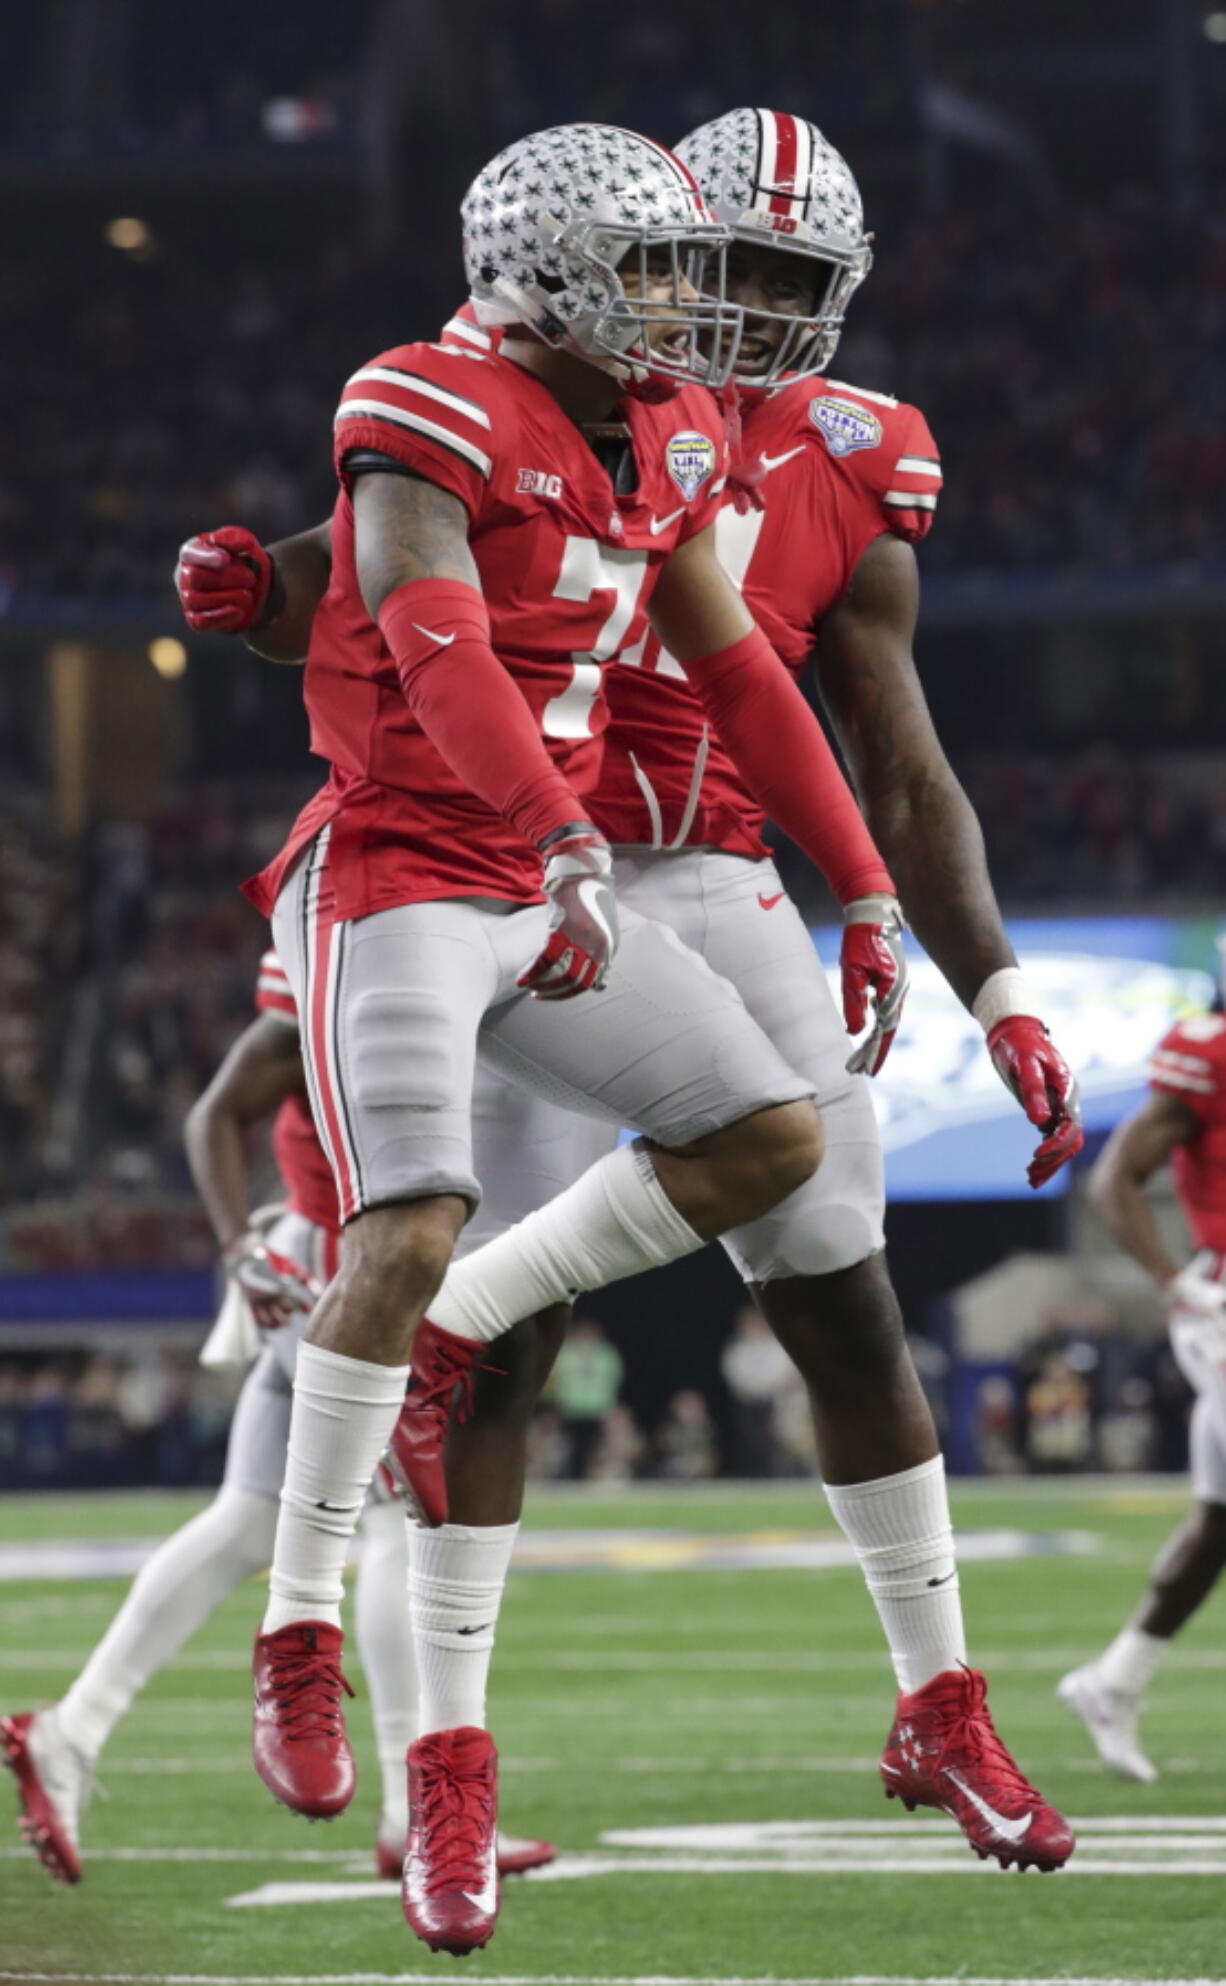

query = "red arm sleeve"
[377, 579, 590, 849]
[685, 624, 895, 905]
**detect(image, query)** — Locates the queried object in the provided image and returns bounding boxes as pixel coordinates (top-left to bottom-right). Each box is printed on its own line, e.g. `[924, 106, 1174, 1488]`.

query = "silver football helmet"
[462, 123, 742, 392]
[675, 107, 872, 388]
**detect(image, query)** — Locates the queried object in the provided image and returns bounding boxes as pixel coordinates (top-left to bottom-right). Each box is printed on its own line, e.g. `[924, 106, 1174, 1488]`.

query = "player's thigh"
[690, 853, 884, 1279]
[481, 903, 812, 1148]
[459, 1056, 617, 1257]
[277, 862, 506, 1219]
[223, 1345, 292, 1500]
[1189, 1394, 1226, 1505]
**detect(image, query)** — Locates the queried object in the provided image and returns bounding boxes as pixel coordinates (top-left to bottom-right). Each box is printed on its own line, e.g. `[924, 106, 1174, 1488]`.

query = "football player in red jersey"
[0, 954, 554, 1886]
[1059, 956, 1226, 1782]
[180, 122, 916, 1953]
[185, 111, 1080, 1893]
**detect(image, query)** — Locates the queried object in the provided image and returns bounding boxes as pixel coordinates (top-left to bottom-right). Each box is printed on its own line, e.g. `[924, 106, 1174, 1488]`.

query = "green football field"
[2, 1477, 1224, 1986]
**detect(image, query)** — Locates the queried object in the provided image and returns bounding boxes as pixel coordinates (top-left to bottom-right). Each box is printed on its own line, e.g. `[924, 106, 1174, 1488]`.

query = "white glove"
[223, 1231, 322, 1333]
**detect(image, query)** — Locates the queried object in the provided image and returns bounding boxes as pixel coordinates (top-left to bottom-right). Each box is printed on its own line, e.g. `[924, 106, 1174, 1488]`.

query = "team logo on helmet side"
[666, 431, 718, 500]
[809, 394, 882, 458]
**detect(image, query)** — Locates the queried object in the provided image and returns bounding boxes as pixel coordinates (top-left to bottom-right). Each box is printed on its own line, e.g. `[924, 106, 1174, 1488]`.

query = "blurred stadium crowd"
[5, 187, 1222, 606]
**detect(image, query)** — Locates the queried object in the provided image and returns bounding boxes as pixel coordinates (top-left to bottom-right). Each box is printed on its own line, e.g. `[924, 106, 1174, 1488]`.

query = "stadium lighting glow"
[148, 637, 187, 679]
[106, 216, 151, 251]
[1205, 9, 1226, 38]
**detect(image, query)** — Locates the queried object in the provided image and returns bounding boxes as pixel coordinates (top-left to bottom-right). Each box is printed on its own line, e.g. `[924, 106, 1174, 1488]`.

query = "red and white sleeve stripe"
[256, 949, 298, 1021]
[1148, 1046, 1218, 1098]
[334, 357, 494, 484]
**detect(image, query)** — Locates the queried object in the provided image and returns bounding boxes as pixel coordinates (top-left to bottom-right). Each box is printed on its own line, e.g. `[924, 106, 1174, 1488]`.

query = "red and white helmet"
[675, 107, 872, 388]
[462, 123, 742, 393]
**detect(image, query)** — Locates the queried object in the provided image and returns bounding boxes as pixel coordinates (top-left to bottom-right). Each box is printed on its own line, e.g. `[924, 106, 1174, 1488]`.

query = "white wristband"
[972, 967, 1036, 1034]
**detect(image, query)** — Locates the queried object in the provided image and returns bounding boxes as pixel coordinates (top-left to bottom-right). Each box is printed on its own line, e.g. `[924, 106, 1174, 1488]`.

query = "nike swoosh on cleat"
[881, 1762, 903, 1776]
[649, 506, 687, 535]
[412, 624, 457, 646]
[757, 892, 785, 909]
[941, 1767, 1033, 1843]
[758, 445, 805, 474]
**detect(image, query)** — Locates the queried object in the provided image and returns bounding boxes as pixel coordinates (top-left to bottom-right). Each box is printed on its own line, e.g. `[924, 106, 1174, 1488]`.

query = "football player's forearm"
[243, 522, 333, 664]
[183, 1102, 250, 1251]
[1087, 1159, 1180, 1288]
[862, 769, 1015, 1011]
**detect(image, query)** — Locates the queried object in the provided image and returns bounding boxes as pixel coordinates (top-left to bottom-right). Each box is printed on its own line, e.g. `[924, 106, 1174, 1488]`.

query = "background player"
[0, 953, 552, 1885]
[178, 110, 1080, 1932]
[1059, 948, 1226, 1781]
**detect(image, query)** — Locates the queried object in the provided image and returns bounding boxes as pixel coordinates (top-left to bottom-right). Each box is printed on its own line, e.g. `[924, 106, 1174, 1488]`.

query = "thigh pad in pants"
[479, 901, 812, 1149]
[272, 849, 547, 1217]
[611, 849, 884, 1281]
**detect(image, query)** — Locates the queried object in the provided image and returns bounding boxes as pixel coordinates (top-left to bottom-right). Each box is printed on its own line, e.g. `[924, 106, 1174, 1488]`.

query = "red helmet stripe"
[768, 111, 801, 216]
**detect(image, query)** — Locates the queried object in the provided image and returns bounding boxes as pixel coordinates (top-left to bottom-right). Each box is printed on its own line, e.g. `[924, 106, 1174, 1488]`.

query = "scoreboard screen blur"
[809, 915, 1221, 1200]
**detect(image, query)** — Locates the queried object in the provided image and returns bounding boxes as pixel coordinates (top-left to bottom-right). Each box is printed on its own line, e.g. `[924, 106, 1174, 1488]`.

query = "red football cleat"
[881, 1665, 1075, 1872]
[376, 1823, 557, 1881]
[496, 1829, 557, 1875]
[402, 1725, 499, 1953]
[2, 1712, 84, 1884]
[386, 1319, 481, 1528]
[252, 1621, 356, 1820]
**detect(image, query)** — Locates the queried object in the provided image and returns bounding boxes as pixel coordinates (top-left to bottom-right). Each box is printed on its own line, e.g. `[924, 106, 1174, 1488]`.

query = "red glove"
[987, 1015, 1084, 1189]
[841, 894, 908, 1076]
[224, 1233, 321, 1332]
[518, 825, 620, 1001]
[175, 526, 278, 633]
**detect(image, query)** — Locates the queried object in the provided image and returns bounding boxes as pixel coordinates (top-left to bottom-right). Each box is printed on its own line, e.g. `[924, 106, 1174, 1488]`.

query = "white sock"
[824, 1455, 967, 1694]
[355, 1497, 418, 1837]
[430, 1142, 702, 1344]
[1097, 1624, 1168, 1696]
[58, 1486, 276, 1760]
[408, 1520, 519, 1735]
[263, 1342, 409, 1635]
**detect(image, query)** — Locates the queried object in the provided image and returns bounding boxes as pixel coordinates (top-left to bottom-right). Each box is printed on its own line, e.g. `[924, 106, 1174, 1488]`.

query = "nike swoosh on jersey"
[412, 624, 457, 646]
[649, 506, 687, 535]
[758, 445, 806, 474]
[758, 891, 786, 910]
[941, 1767, 1033, 1843]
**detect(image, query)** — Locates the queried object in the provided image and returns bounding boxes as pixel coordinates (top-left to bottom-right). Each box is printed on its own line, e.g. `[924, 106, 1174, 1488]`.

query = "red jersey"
[247, 330, 729, 922]
[255, 950, 339, 1236]
[1148, 1014, 1226, 1252]
[592, 374, 941, 855]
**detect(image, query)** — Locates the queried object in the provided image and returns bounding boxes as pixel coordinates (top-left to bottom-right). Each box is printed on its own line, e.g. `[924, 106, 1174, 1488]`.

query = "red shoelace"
[265, 1641, 354, 1741]
[408, 1331, 479, 1430]
[923, 1669, 1043, 1808]
[414, 1743, 495, 1894]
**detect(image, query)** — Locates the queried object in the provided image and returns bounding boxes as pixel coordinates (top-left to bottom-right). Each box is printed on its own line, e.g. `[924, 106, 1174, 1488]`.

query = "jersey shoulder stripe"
[334, 399, 493, 479]
[343, 365, 492, 430]
[441, 313, 494, 351]
[824, 377, 899, 410]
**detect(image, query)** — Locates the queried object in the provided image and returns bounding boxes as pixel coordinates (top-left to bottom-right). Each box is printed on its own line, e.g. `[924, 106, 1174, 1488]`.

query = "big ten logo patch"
[517, 468, 565, 500]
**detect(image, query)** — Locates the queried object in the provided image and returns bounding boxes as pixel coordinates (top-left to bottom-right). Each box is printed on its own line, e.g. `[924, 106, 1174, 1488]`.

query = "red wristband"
[377, 579, 584, 848]
[689, 624, 894, 905]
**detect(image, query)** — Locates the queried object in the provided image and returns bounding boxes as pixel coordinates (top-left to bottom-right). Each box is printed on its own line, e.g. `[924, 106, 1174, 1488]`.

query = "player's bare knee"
[339, 1196, 466, 1322]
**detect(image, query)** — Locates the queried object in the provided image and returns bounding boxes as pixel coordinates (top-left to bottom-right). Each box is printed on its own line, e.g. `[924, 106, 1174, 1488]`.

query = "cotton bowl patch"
[809, 394, 882, 458]
[665, 430, 717, 500]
